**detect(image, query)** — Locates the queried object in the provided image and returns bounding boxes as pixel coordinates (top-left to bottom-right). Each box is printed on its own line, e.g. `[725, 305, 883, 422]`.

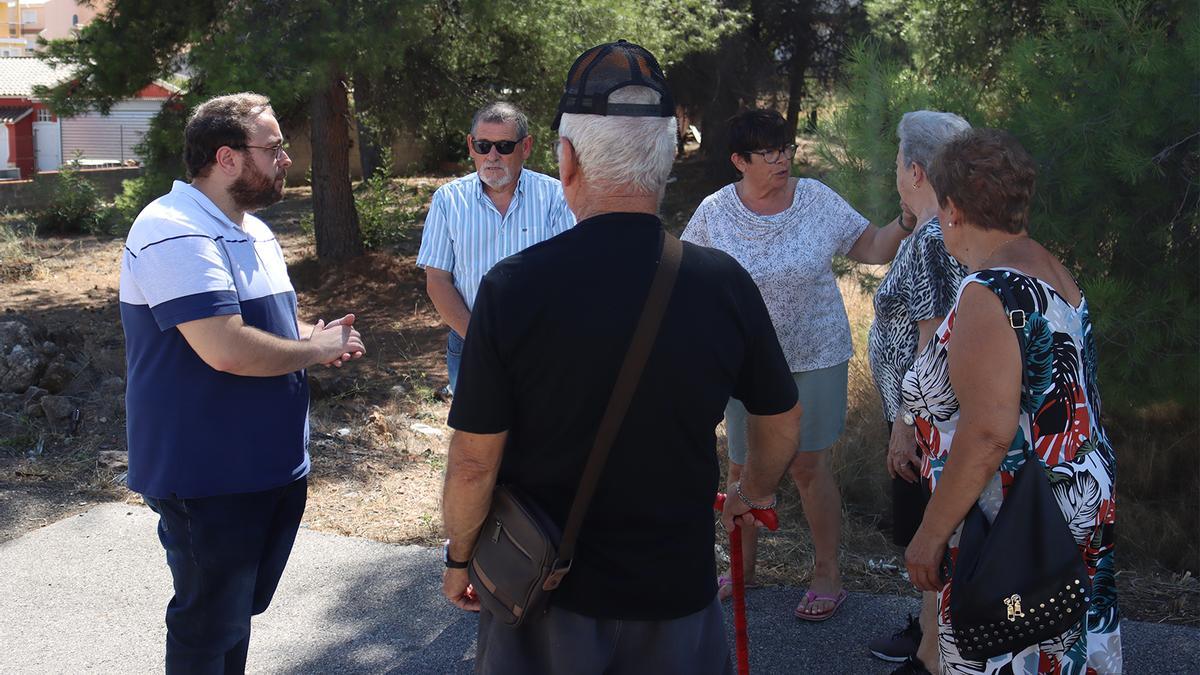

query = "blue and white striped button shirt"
[416, 169, 575, 310]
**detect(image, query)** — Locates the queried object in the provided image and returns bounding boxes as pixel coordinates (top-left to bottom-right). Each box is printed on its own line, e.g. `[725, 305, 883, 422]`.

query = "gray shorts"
[475, 596, 732, 675]
[725, 361, 849, 465]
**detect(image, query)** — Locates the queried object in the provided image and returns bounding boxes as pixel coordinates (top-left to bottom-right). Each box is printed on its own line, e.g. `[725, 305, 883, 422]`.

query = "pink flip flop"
[717, 573, 761, 601]
[793, 588, 849, 621]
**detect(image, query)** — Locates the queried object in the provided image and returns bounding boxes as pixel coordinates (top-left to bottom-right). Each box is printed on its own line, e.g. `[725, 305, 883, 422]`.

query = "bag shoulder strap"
[550, 232, 682, 579]
[988, 272, 1037, 465]
[984, 271, 1029, 390]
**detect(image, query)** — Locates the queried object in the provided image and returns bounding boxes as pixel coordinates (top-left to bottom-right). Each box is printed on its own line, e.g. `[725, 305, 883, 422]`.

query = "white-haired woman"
[682, 108, 916, 622]
[865, 110, 970, 675]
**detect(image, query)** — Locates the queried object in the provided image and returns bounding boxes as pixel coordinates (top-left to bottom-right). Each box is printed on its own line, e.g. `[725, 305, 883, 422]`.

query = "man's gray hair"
[897, 110, 971, 169]
[557, 86, 677, 195]
[471, 101, 529, 139]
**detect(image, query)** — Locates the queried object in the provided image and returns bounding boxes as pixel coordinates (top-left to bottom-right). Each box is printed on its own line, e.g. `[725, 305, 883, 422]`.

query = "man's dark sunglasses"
[471, 137, 525, 155]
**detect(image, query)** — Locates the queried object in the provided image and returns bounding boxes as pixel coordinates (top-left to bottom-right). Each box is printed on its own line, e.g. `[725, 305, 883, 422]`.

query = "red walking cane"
[714, 493, 780, 675]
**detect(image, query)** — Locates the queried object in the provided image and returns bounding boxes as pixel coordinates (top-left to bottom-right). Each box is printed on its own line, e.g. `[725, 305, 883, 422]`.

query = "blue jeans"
[446, 329, 464, 394]
[143, 477, 307, 674]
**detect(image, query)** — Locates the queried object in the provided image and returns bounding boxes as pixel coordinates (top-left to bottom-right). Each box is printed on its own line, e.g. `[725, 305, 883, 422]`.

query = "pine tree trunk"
[354, 72, 384, 181]
[784, 58, 806, 142]
[310, 70, 364, 262]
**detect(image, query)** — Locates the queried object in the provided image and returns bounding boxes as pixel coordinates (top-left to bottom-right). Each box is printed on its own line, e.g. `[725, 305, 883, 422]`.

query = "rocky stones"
[0, 320, 49, 393]
[1, 343, 46, 393]
[40, 395, 78, 434]
[0, 320, 34, 353]
[38, 355, 77, 394]
[97, 450, 128, 472]
[21, 386, 48, 417]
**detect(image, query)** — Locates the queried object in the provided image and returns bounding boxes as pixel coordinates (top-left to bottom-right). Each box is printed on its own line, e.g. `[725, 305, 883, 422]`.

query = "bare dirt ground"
[1, 158, 1196, 625]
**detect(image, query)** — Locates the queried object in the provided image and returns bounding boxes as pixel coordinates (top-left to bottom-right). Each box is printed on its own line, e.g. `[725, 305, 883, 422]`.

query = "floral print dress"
[901, 268, 1122, 674]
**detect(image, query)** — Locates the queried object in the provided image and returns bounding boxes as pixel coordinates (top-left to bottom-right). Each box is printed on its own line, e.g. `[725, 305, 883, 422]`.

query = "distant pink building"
[2, 0, 107, 56]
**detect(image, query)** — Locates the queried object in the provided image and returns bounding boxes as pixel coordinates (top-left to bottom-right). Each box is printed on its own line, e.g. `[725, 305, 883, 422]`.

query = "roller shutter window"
[60, 100, 164, 165]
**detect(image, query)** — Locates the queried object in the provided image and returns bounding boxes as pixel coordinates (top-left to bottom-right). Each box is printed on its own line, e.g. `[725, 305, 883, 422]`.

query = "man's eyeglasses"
[471, 137, 525, 156]
[748, 144, 797, 165]
[232, 141, 289, 162]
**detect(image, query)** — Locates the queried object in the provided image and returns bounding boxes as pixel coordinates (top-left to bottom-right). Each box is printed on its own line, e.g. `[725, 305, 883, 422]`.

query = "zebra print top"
[867, 217, 965, 422]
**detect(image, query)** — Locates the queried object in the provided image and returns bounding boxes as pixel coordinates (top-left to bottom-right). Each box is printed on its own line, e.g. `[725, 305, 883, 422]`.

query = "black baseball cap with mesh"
[551, 39, 675, 131]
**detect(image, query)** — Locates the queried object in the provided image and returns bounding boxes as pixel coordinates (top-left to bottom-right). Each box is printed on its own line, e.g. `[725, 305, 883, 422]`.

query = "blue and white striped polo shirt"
[416, 169, 575, 310]
[119, 181, 309, 499]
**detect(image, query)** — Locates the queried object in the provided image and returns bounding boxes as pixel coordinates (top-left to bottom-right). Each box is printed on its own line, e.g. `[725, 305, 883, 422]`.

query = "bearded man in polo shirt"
[416, 101, 575, 395]
[441, 41, 803, 674]
[119, 92, 365, 673]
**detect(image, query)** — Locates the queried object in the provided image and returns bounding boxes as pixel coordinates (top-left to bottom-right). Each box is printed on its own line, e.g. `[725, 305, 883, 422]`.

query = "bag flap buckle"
[542, 559, 572, 591]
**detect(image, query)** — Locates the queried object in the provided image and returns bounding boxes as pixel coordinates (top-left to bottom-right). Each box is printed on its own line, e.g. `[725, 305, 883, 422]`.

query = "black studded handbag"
[947, 282, 1092, 661]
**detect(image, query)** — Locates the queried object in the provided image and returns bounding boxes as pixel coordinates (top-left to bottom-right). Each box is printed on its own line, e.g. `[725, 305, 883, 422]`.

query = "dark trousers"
[888, 422, 930, 547]
[144, 477, 307, 675]
[475, 596, 732, 675]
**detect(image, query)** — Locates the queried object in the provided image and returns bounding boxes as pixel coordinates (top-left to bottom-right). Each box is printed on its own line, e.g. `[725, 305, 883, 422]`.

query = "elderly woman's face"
[733, 145, 793, 190]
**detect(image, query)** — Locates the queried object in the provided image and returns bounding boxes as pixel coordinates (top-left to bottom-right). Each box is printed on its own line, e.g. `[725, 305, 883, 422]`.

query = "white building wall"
[60, 99, 163, 164]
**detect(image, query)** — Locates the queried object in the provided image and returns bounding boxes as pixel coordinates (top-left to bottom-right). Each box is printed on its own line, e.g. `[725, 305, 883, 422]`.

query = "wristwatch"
[443, 540, 469, 569]
[901, 411, 916, 426]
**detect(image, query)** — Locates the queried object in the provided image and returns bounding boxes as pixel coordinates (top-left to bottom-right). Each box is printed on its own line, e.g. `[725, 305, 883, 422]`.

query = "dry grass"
[0, 212, 43, 283]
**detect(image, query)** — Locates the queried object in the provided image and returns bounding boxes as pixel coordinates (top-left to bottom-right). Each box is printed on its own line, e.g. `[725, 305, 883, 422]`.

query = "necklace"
[979, 235, 1028, 268]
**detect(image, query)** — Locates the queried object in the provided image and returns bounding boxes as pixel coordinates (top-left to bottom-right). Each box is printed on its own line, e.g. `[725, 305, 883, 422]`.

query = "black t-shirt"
[448, 212, 797, 620]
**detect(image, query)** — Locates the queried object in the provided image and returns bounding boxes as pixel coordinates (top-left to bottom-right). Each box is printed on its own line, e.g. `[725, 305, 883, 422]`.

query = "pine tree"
[820, 0, 1198, 408]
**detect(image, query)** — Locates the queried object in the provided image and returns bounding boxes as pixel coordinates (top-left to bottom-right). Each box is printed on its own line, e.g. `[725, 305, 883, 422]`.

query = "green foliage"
[823, 0, 1199, 409]
[373, 0, 742, 171]
[351, 149, 416, 250]
[111, 173, 175, 232]
[996, 0, 1199, 407]
[32, 164, 115, 235]
[866, 0, 1043, 82]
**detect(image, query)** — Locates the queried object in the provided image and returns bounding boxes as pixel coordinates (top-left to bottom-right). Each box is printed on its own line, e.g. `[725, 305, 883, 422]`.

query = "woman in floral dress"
[901, 129, 1121, 674]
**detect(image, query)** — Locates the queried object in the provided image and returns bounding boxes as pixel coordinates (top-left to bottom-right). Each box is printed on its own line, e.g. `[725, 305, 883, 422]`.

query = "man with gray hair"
[416, 101, 574, 395]
[441, 40, 802, 673]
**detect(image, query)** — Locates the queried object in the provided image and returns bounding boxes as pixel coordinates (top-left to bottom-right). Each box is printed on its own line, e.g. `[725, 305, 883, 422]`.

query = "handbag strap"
[992, 274, 1037, 464]
[994, 276, 1029, 390]
[548, 231, 683, 583]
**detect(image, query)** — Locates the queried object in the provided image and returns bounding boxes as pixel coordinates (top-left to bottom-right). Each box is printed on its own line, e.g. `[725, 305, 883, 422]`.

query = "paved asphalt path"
[2, 504, 1195, 674]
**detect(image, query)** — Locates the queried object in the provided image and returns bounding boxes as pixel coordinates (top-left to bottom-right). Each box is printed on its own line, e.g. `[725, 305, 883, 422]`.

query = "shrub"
[32, 164, 114, 235]
[110, 172, 175, 233]
[354, 149, 434, 250]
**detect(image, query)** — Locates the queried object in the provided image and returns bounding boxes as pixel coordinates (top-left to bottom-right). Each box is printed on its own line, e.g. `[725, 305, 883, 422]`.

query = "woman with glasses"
[681, 108, 915, 622]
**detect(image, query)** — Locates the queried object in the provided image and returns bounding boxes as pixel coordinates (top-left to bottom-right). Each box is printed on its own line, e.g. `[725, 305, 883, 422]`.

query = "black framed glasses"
[471, 137, 525, 155]
[748, 144, 797, 164]
[232, 140, 289, 162]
